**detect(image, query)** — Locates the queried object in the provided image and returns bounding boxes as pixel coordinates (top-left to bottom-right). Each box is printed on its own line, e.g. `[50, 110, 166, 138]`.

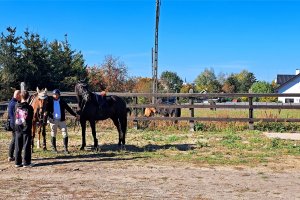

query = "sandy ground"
[1, 153, 300, 200]
[264, 132, 300, 140]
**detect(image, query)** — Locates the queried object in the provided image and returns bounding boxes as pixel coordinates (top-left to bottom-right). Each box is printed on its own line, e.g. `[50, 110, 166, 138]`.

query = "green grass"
[1, 127, 299, 166]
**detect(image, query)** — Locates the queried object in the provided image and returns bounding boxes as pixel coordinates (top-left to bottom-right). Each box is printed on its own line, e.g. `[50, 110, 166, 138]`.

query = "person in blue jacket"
[7, 90, 21, 162]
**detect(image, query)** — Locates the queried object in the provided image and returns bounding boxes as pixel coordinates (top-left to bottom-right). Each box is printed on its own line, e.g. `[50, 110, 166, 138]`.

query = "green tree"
[21, 30, 51, 89]
[222, 74, 238, 93]
[159, 71, 183, 93]
[194, 68, 221, 92]
[0, 27, 22, 100]
[0, 27, 86, 99]
[250, 81, 276, 102]
[60, 35, 86, 91]
[235, 70, 256, 93]
[48, 36, 85, 91]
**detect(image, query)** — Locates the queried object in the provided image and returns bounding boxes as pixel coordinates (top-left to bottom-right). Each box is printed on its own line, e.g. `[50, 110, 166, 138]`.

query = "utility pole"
[152, 0, 161, 104]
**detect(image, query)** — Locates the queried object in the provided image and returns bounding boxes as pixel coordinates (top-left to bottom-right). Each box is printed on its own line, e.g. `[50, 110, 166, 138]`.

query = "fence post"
[189, 88, 195, 132]
[248, 96, 254, 130]
[133, 96, 138, 130]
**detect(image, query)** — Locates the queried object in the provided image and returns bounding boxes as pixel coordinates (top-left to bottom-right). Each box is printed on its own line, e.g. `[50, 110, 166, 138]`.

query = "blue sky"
[1, 0, 300, 83]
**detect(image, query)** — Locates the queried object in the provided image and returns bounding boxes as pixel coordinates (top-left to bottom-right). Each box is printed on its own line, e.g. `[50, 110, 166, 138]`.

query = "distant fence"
[1, 92, 300, 131]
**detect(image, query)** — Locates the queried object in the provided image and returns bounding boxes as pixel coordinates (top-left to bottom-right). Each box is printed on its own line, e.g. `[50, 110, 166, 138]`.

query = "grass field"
[1, 122, 300, 199]
[181, 108, 300, 118]
[1, 122, 299, 167]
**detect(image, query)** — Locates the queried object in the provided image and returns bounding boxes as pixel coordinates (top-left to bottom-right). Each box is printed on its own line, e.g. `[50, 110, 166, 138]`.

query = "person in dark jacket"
[7, 90, 21, 162]
[47, 89, 79, 154]
[14, 90, 34, 167]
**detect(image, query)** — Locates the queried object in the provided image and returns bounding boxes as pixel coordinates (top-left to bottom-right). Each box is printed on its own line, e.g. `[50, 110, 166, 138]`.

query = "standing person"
[14, 90, 34, 167]
[7, 90, 21, 162]
[47, 89, 79, 154]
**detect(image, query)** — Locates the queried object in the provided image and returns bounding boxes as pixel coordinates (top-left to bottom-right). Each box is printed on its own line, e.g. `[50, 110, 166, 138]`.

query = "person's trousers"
[49, 119, 68, 138]
[15, 132, 32, 166]
[8, 130, 15, 158]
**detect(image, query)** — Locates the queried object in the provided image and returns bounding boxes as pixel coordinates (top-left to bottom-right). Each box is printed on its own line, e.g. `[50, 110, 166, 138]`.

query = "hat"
[52, 89, 61, 95]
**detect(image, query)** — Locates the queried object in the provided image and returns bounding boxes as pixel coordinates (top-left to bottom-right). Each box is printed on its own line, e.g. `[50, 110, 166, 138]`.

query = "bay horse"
[144, 99, 181, 123]
[28, 87, 48, 151]
[75, 82, 129, 150]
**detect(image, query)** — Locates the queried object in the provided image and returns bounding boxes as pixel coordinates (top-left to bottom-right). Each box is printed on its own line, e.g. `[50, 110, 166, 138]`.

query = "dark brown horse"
[29, 88, 48, 151]
[75, 82, 130, 150]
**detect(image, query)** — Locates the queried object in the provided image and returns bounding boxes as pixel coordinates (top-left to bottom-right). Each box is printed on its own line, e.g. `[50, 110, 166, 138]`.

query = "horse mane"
[28, 93, 38, 105]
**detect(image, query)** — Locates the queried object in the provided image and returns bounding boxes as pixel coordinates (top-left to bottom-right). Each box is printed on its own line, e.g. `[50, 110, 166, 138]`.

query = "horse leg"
[112, 117, 124, 147]
[120, 116, 127, 146]
[42, 124, 47, 151]
[80, 120, 86, 150]
[89, 120, 98, 151]
[37, 125, 41, 149]
[31, 124, 36, 153]
[112, 118, 123, 146]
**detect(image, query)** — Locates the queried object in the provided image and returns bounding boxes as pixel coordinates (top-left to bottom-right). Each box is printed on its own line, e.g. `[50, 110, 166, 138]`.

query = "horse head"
[34, 87, 48, 120]
[75, 82, 90, 101]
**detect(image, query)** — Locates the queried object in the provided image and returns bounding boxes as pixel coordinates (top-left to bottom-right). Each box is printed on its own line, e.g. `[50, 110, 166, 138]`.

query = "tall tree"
[99, 55, 128, 92]
[250, 81, 276, 102]
[60, 34, 86, 91]
[0, 27, 22, 100]
[87, 66, 106, 92]
[222, 74, 238, 93]
[48, 37, 85, 91]
[21, 30, 50, 89]
[0, 28, 21, 81]
[194, 68, 221, 92]
[133, 77, 152, 93]
[159, 71, 183, 93]
[235, 70, 256, 93]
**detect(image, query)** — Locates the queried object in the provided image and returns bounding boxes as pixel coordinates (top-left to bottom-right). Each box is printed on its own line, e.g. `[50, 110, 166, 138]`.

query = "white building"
[276, 69, 300, 103]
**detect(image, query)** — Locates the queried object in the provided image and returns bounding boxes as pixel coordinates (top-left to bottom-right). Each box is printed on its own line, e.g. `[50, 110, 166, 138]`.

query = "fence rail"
[1, 92, 300, 131]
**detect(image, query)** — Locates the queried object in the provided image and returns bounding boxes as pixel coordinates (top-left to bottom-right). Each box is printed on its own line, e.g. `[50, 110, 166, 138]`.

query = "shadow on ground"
[100, 143, 196, 152]
[32, 143, 195, 167]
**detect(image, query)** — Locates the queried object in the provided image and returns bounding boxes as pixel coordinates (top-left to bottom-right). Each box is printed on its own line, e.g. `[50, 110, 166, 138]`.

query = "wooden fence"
[1, 92, 300, 131]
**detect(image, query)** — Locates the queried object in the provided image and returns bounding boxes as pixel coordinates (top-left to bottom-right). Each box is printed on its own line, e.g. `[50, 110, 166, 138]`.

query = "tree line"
[0, 27, 85, 100]
[0, 27, 276, 101]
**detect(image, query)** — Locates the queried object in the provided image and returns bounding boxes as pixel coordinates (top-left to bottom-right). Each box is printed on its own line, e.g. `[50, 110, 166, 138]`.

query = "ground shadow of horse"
[33, 143, 195, 167]
[33, 153, 144, 167]
[99, 143, 196, 152]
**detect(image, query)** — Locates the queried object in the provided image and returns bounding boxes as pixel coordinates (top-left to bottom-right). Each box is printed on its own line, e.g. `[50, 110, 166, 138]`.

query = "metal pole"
[152, 0, 161, 104]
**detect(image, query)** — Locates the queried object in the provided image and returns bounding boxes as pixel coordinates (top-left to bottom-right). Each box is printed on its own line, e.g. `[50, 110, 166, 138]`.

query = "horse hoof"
[119, 145, 126, 151]
[92, 146, 100, 152]
[80, 146, 85, 151]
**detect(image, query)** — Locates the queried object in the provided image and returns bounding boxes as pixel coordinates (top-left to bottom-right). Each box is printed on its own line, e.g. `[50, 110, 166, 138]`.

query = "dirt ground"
[1, 152, 300, 200]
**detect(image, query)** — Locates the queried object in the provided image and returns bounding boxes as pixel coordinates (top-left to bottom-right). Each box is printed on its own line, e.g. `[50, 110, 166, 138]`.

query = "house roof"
[276, 73, 300, 92]
[276, 75, 296, 85]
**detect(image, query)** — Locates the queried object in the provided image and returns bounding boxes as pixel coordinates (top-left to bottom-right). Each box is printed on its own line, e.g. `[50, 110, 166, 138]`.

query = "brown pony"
[29, 87, 48, 151]
[144, 107, 157, 117]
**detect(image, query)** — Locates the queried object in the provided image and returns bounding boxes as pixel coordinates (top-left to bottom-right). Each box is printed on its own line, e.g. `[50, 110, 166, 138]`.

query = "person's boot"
[51, 137, 58, 153]
[63, 137, 70, 154]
